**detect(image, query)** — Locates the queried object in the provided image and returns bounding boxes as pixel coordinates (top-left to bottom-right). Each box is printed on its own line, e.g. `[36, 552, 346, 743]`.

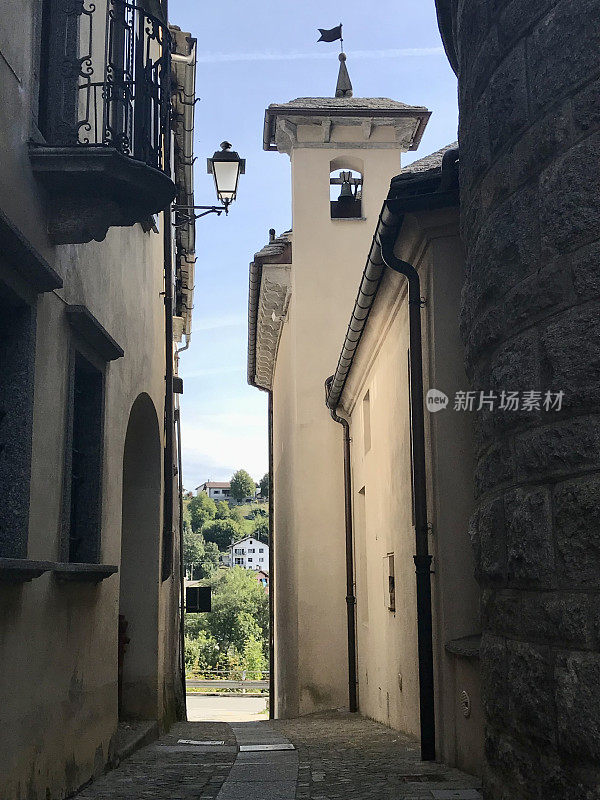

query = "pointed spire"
[335, 52, 353, 98]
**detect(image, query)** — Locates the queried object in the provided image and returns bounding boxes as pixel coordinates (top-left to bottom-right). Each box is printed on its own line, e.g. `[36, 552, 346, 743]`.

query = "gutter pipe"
[325, 378, 358, 713]
[162, 43, 175, 583]
[175, 400, 187, 717]
[267, 390, 275, 718]
[326, 148, 459, 761]
[247, 246, 275, 716]
[379, 232, 435, 763]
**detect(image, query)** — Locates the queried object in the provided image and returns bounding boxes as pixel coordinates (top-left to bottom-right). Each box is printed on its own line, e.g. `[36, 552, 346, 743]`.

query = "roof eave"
[263, 106, 432, 151]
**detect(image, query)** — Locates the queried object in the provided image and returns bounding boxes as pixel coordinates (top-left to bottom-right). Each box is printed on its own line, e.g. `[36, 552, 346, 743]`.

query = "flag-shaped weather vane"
[317, 23, 352, 98]
[317, 23, 343, 49]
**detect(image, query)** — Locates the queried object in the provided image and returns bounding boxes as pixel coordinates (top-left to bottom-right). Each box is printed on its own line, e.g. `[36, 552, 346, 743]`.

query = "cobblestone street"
[71, 710, 482, 800]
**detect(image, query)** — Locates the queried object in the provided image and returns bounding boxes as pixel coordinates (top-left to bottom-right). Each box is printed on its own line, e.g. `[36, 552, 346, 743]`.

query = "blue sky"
[172, 0, 458, 491]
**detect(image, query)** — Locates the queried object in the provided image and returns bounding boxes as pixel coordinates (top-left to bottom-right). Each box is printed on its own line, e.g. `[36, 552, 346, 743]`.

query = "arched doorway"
[119, 392, 161, 720]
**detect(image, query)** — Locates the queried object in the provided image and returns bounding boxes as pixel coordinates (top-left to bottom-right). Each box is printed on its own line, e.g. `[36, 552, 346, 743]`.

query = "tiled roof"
[401, 141, 458, 175]
[267, 97, 427, 112]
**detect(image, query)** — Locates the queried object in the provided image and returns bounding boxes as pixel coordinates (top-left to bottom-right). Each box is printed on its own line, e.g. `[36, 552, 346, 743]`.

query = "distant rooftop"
[196, 481, 230, 490]
[401, 141, 458, 176]
[267, 96, 427, 112]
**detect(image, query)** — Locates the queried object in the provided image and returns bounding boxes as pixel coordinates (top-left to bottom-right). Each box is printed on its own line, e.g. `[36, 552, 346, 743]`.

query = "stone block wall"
[437, 0, 600, 797]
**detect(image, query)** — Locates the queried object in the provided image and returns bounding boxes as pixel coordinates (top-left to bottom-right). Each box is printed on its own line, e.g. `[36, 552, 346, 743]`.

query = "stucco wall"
[270, 121, 405, 717]
[339, 208, 483, 774]
[437, 0, 600, 796]
[0, 3, 182, 797]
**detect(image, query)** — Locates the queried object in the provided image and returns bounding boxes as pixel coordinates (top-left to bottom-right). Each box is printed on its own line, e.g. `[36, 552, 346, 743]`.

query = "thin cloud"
[195, 47, 444, 65]
[183, 366, 241, 379]
[193, 313, 246, 331]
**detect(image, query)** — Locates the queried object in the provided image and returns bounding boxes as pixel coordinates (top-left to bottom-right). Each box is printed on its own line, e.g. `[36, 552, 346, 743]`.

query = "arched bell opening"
[330, 157, 363, 219]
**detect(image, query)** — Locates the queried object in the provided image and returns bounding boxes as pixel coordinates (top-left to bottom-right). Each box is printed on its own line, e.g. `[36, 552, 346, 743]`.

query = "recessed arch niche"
[118, 392, 162, 720]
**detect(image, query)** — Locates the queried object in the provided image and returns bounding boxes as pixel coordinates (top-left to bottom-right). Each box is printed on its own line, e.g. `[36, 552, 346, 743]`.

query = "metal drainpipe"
[379, 234, 435, 762]
[325, 378, 358, 713]
[267, 390, 275, 718]
[162, 44, 175, 583]
[175, 401, 187, 718]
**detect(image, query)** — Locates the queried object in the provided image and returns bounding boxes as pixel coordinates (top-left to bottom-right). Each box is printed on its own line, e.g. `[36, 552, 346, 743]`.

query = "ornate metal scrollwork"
[69, 0, 171, 170]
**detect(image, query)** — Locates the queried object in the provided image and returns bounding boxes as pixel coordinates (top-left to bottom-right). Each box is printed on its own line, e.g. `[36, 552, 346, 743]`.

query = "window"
[0, 297, 36, 559]
[65, 353, 104, 563]
[248, 548, 255, 553]
[235, 558, 243, 565]
[363, 390, 371, 453]
[248, 557, 253, 563]
[259, 548, 264, 553]
[214, 489, 221, 494]
[259, 558, 264, 563]
[386, 553, 396, 612]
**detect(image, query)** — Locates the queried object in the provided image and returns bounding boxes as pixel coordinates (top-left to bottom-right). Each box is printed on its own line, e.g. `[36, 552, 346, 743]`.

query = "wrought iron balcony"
[30, 0, 177, 244]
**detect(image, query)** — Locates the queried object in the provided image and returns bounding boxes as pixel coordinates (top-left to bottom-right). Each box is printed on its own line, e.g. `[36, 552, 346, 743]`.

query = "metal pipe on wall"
[379, 235, 435, 762]
[325, 378, 358, 714]
[175, 401, 187, 718]
[162, 44, 174, 583]
[267, 391, 275, 718]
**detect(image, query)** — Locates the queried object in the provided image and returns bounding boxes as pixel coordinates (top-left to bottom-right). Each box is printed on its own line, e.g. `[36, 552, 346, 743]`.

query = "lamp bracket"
[172, 204, 228, 218]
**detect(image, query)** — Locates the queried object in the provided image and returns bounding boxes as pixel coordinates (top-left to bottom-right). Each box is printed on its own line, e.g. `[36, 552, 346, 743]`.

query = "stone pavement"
[272, 711, 482, 800]
[70, 711, 482, 800]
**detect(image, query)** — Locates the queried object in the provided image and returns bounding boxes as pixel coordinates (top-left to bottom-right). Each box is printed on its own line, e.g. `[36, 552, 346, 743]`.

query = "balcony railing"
[76, 0, 170, 170]
[31, 0, 176, 243]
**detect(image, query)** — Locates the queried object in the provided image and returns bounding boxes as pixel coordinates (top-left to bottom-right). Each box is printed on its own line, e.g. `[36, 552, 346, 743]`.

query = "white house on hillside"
[196, 481, 231, 500]
[230, 537, 269, 570]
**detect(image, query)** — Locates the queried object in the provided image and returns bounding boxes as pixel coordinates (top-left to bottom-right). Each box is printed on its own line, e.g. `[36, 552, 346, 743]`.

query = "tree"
[185, 567, 268, 653]
[183, 529, 205, 576]
[229, 507, 245, 525]
[230, 469, 256, 502]
[183, 530, 220, 579]
[259, 473, 269, 499]
[188, 492, 217, 532]
[214, 500, 230, 519]
[202, 517, 241, 550]
[252, 517, 269, 542]
[243, 635, 267, 678]
[207, 567, 269, 654]
[185, 630, 220, 674]
[203, 541, 221, 573]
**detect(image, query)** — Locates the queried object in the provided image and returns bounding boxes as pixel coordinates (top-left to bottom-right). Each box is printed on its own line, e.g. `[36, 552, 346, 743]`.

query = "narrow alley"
[72, 710, 482, 800]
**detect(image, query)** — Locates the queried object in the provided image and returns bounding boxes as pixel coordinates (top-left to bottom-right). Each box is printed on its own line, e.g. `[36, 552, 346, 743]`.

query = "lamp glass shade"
[212, 159, 241, 203]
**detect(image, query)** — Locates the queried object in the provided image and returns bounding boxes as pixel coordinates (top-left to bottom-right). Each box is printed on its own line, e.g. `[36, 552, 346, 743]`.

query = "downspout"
[325, 378, 358, 713]
[378, 230, 435, 762]
[267, 391, 275, 718]
[162, 42, 175, 582]
[175, 400, 187, 717]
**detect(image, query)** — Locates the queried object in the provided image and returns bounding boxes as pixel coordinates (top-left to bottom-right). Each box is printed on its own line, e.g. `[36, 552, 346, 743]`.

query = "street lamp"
[207, 141, 246, 212]
[172, 140, 245, 219]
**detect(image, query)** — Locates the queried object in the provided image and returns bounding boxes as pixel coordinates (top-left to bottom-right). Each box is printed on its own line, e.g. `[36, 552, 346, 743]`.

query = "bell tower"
[258, 59, 430, 718]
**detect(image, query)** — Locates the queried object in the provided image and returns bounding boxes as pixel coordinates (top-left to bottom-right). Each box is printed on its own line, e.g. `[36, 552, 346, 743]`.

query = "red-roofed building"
[195, 480, 231, 500]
